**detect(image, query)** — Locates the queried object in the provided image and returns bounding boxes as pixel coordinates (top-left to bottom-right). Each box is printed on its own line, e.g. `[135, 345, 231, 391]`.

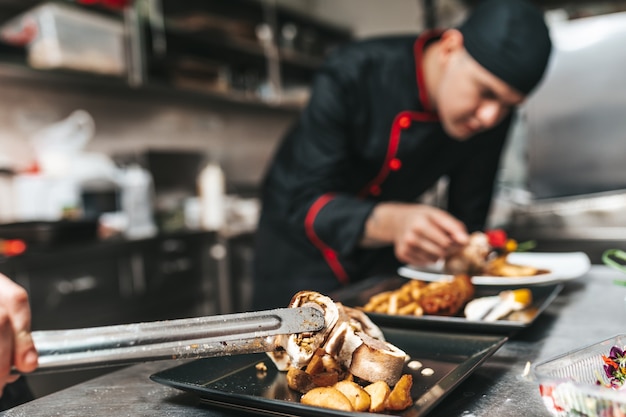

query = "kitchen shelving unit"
[0, 0, 353, 111]
[143, 0, 352, 107]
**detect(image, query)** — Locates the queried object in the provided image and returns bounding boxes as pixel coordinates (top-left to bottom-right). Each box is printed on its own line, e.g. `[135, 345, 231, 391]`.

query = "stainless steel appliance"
[524, 11, 626, 199]
[503, 11, 626, 260]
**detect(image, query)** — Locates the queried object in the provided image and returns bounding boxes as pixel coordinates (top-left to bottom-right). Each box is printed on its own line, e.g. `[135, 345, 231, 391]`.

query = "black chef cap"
[458, 0, 552, 95]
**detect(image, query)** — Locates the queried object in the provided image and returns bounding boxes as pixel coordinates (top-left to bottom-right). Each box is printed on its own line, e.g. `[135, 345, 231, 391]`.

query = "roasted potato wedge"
[334, 380, 371, 412]
[385, 374, 414, 411]
[305, 348, 325, 374]
[364, 380, 391, 413]
[287, 367, 316, 393]
[300, 387, 354, 411]
[311, 371, 340, 388]
[321, 354, 344, 375]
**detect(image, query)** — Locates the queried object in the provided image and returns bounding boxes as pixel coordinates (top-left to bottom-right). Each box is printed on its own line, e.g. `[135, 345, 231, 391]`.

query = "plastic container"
[119, 164, 157, 239]
[533, 334, 626, 417]
[198, 162, 225, 231]
[0, 2, 126, 75]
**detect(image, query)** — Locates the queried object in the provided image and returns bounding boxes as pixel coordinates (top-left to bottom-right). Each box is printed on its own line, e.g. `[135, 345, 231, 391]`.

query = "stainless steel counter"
[2, 266, 625, 417]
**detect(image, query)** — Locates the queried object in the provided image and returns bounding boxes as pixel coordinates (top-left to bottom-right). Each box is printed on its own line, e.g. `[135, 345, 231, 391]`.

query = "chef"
[253, 0, 552, 309]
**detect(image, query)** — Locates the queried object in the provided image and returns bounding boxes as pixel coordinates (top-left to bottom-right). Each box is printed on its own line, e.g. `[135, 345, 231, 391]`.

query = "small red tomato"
[486, 229, 508, 248]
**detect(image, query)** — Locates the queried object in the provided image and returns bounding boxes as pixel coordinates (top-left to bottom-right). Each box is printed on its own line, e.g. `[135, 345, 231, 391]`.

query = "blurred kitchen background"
[0, 0, 625, 398]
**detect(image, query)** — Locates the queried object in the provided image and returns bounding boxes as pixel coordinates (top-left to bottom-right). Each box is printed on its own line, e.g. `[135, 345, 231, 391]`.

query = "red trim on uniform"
[414, 29, 444, 113]
[358, 32, 442, 199]
[304, 193, 350, 284]
[359, 110, 438, 198]
[389, 158, 402, 171]
[398, 115, 411, 128]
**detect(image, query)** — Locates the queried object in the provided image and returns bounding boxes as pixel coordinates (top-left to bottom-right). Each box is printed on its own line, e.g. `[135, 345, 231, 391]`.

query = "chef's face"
[434, 32, 525, 140]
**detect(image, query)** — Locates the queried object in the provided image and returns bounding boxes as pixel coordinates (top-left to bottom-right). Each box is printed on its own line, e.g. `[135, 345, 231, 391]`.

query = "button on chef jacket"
[253, 32, 512, 310]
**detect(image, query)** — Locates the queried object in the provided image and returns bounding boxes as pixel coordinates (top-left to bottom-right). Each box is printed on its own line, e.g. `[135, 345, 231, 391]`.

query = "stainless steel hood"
[501, 11, 626, 261]
[509, 190, 626, 237]
[524, 11, 626, 199]
[505, 190, 626, 263]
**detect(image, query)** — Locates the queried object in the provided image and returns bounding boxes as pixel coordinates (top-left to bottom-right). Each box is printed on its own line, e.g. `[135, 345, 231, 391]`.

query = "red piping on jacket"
[415, 29, 443, 112]
[304, 193, 350, 284]
[305, 31, 444, 283]
[358, 32, 441, 198]
[358, 110, 439, 198]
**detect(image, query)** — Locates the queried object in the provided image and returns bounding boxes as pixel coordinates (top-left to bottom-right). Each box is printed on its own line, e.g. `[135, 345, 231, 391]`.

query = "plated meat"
[361, 274, 475, 317]
[267, 291, 406, 385]
[444, 230, 545, 277]
[419, 274, 475, 316]
[266, 291, 414, 413]
[444, 232, 492, 275]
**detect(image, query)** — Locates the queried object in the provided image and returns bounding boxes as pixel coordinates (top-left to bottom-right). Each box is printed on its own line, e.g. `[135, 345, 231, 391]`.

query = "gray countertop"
[2, 265, 624, 417]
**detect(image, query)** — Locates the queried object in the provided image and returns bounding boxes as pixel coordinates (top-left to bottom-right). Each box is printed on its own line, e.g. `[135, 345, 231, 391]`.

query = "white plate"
[397, 252, 591, 286]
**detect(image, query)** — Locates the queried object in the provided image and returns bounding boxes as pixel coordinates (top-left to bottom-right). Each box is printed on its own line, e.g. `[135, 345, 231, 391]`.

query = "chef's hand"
[0, 273, 37, 395]
[361, 203, 469, 265]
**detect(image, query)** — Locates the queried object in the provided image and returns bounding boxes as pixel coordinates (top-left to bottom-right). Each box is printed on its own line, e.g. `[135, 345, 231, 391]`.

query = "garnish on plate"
[486, 228, 536, 255]
[445, 229, 540, 277]
[602, 249, 626, 287]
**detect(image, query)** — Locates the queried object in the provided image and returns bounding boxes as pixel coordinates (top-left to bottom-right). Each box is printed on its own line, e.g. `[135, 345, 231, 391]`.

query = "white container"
[12, 174, 80, 221]
[0, 2, 126, 75]
[119, 165, 157, 239]
[533, 334, 626, 417]
[198, 162, 225, 231]
[0, 175, 14, 223]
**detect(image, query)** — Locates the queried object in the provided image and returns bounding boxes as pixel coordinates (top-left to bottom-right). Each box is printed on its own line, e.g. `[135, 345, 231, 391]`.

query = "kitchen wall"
[276, 0, 425, 36]
[0, 79, 297, 187]
[276, 0, 467, 35]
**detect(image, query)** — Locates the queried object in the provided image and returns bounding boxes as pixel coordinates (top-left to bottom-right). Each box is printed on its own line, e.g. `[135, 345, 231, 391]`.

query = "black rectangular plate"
[331, 276, 563, 334]
[151, 327, 507, 417]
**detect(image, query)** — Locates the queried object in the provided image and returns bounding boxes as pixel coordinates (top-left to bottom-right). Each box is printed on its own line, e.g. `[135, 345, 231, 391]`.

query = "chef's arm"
[361, 202, 469, 265]
[280, 49, 470, 261]
[0, 274, 37, 395]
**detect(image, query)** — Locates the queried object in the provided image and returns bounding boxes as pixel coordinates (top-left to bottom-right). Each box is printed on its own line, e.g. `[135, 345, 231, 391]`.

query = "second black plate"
[331, 276, 563, 334]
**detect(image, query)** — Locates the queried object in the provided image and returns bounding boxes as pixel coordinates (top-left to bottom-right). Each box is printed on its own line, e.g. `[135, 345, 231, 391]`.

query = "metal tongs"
[18, 306, 325, 374]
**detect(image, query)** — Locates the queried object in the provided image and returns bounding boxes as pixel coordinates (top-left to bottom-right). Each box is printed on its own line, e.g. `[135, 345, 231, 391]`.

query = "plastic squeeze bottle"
[198, 161, 225, 231]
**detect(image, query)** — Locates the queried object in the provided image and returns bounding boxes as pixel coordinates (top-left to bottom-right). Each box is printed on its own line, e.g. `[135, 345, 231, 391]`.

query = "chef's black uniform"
[252, 31, 512, 309]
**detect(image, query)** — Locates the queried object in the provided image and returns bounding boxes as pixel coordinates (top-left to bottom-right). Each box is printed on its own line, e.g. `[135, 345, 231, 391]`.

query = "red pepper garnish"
[603, 354, 619, 369]
[486, 229, 508, 248]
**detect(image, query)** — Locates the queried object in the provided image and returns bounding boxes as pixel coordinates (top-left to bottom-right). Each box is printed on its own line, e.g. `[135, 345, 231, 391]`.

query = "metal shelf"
[0, 0, 350, 112]
[0, 60, 304, 112]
